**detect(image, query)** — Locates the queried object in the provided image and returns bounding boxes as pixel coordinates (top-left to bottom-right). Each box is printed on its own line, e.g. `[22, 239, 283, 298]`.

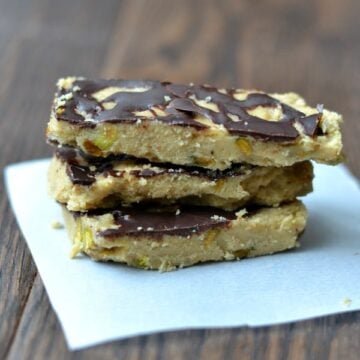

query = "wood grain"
[0, 0, 122, 357]
[0, 0, 359, 359]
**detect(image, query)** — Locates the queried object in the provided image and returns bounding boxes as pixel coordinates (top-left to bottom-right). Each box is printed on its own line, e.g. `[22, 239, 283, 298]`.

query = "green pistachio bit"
[93, 135, 113, 150]
[92, 127, 116, 150]
[134, 256, 150, 269]
[83, 228, 94, 249]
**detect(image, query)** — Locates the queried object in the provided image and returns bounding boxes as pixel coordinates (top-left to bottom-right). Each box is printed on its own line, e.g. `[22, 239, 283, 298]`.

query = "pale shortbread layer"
[49, 156, 313, 211]
[62, 201, 307, 271]
[47, 77, 343, 170]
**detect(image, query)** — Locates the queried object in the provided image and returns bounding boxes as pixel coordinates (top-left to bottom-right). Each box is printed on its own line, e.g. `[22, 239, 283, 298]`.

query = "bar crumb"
[51, 220, 64, 229]
[341, 297, 352, 307]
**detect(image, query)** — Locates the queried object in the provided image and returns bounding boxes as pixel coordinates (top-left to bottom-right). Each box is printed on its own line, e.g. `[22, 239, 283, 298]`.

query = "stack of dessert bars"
[46, 78, 342, 271]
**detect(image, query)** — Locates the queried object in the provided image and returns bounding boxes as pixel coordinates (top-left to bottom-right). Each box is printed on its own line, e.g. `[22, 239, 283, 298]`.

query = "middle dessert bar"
[49, 146, 313, 211]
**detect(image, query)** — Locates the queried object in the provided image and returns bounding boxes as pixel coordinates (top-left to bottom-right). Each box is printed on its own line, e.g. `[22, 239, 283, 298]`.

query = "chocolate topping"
[77, 205, 238, 238]
[55, 145, 251, 185]
[55, 79, 322, 141]
[66, 164, 95, 185]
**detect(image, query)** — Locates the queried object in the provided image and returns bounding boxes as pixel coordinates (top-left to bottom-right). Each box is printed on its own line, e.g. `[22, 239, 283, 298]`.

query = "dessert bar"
[47, 77, 343, 170]
[63, 201, 307, 271]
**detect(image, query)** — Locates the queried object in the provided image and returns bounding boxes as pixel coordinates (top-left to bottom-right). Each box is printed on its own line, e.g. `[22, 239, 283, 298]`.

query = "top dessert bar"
[47, 77, 343, 170]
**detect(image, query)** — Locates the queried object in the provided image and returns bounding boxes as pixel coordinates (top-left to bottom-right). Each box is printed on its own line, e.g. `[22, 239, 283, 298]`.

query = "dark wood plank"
[0, 0, 122, 358]
[0, 1, 39, 357]
[1, 0, 359, 358]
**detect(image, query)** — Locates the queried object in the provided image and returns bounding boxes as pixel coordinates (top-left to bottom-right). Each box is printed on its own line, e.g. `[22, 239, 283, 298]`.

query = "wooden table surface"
[1, 0, 359, 359]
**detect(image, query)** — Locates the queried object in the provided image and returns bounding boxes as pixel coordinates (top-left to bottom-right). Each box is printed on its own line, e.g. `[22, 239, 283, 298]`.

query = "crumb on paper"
[341, 297, 352, 307]
[51, 220, 64, 229]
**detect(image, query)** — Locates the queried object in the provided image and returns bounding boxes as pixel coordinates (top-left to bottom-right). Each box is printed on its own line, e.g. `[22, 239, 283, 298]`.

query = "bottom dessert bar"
[62, 201, 307, 271]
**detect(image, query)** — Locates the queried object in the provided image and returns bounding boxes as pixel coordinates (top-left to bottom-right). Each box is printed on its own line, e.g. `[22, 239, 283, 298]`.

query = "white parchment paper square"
[4, 160, 360, 350]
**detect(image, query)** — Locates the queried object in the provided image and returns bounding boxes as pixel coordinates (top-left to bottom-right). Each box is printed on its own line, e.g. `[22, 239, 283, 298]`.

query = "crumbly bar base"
[47, 111, 342, 170]
[62, 201, 307, 271]
[49, 156, 313, 211]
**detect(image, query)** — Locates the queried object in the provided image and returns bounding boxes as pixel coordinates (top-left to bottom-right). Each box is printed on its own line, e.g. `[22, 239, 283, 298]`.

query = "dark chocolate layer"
[66, 164, 95, 185]
[73, 205, 238, 238]
[55, 79, 322, 141]
[55, 145, 252, 186]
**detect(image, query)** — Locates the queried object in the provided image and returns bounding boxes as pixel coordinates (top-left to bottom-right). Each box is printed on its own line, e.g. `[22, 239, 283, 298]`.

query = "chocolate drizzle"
[77, 205, 238, 238]
[66, 164, 95, 185]
[55, 79, 322, 141]
[55, 145, 251, 186]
